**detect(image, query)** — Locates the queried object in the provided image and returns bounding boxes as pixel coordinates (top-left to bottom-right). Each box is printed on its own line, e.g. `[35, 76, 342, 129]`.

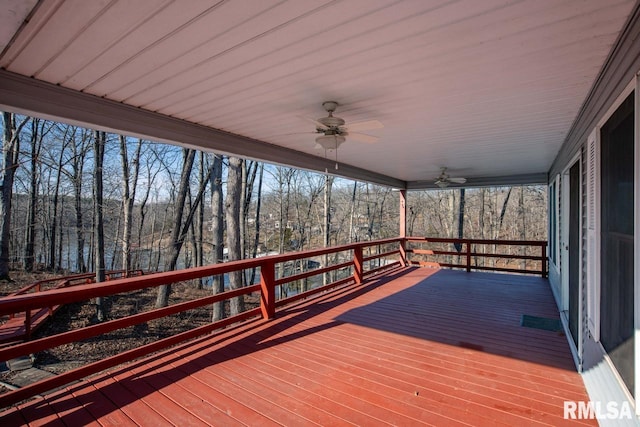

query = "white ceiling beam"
[0, 69, 406, 188]
[406, 173, 548, 190]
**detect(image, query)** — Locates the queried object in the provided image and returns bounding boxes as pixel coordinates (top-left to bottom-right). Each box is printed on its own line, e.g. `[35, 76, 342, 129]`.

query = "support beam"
[407, 173, 548, 190]
[260, 261, 276, 320]
[353, 247, 364, 285]
[399, 190, 407, 266]
[0, 70, 406, 189]
[399, 190, 407, 238]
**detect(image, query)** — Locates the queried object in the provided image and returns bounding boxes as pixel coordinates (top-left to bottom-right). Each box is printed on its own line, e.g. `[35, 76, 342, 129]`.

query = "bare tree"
[156, 148, 196, 307]
[133, 148, 160, 270]
[65, 127, 92, 272]
[0, 112, 29, 280]
[119, 136, 143, 273]
[24, 118, 50, 271]
[210, 154, 225, 321]
[226, 156, 245, 315]
[93, 130, 107, 321]
[248, 162, 264, 286]
[156, 148, 215, 307]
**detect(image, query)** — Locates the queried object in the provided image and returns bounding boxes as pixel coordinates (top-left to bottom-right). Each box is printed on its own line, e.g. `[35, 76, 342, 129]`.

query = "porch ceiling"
[0, 0, 636, 188]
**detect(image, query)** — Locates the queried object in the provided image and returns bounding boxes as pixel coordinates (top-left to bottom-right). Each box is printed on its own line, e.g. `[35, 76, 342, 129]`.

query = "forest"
[1, 112, 547, 312]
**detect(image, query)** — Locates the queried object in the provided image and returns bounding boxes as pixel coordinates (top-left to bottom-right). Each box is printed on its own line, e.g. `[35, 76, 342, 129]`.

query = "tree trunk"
[454, 188, 465, 253]
[196, 152, 205, 287]
[120, 136, 142, 274]
[156, 148, 196, 307]
[0, 113, 29, 280]
[93, 130, 107, 321]
[49, 190, 58, 270]
[249, 163, 264, 286]
[226, 156, 245, 315]
[147, 210, 157, 271]
[478, 188, 486, 266]
[24, 119, 41, 271]
[242, 161, 258, 285]
[210, 154, 225, 321]
[323, 175, 334, 285]
[71, 128, 89, 273]
[135, 163, 154, 271]
[496, 187, 512, 239]
[156, 149, 214, 306]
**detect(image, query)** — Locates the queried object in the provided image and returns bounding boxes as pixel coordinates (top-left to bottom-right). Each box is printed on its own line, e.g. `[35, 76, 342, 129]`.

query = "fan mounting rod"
[322, 101, 339, 113]
[318, 101, 345, 128]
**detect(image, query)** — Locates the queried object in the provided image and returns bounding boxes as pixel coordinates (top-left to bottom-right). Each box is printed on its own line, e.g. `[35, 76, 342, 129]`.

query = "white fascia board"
[0, 70, 406, 189]
[406, 173, 549, 190]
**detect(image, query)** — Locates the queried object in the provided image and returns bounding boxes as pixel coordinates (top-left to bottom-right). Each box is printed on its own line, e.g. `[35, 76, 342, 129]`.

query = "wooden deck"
[0, 268, 595, 426]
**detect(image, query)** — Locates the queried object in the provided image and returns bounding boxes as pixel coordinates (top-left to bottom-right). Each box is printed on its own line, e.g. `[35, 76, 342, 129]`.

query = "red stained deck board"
[70, 382, 137, 427]
[290, 310, 582, 382]
[0, 407, 27, 426]
[152, 365, 280, 427]
[88, 375, 174, 426]
[309, 325, 587, 398]
[211, 355, 388, 426]
[277, 321, 582, 400]
[1, 268, 596, 426]
[251, 331, 554, 426]
[270, 336, 578, 426]
[168, 359, 324, 426]
[107, 369, 211, 427]
[43, 390, 101, 427]
[0, 308, 51, 343]
[228, 349, 442, 426]
[225, 341, 495, 427]
[114, 362, 244, 427]
[176, 354, 351, 426]
[14, 398, 64, 427]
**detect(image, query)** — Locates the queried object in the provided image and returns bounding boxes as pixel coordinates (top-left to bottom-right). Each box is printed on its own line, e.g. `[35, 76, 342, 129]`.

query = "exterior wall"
[549, 3, 640, 178]
[549, 3, 640, 424]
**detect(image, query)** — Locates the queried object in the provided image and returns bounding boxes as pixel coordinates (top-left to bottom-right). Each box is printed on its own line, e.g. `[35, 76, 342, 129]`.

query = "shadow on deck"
[1, 268, 594, 426]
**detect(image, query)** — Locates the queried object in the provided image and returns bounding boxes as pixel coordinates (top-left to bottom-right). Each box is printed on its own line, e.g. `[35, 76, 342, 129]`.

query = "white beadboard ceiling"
[0, 0, 636, 188]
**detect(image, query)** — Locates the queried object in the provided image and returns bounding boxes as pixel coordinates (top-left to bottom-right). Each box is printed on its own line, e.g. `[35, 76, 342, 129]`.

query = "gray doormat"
[521, 315, 562, 332]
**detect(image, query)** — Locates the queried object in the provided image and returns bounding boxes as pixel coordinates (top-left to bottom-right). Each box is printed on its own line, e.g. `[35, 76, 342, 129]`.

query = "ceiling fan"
[303, 101, 383, 150]
[435, 167, 467, 188]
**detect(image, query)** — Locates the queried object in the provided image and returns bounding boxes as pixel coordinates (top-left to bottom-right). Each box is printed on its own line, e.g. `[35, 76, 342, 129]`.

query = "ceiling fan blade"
[347, 132, 379, 144]
[345, 120, 383, 132]
[449, 177, 467, 184]
[298, 115, 328, 130]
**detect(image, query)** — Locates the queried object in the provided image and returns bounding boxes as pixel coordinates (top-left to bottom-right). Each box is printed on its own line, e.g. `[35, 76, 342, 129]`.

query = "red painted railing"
[405, 237, 547, 277]
[0, 237, 546, 408]
[1, 270, 144, 342]
[0, 239, 403, 408]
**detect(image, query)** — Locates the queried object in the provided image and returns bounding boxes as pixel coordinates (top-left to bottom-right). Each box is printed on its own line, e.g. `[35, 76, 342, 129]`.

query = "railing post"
[399, 239, 407, 267]
[24, 309, 31, 340]
[353, 246, 364, 285]
[260, 261, 276, 320]
[466, 240, 471, 272]
[541, 244, 547, 278]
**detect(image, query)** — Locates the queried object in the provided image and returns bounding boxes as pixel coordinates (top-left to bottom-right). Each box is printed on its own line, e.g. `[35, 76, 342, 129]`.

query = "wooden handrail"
[405, 236, 547, 277]
[0, 238, 404, 408]
[0, 236, 548, 407]
[4, 269, 146, 339]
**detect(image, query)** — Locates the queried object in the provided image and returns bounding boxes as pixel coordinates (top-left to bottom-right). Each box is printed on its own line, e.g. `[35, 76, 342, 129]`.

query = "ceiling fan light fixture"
[435, 180, 449, 188]
[315, 134, 345, 150]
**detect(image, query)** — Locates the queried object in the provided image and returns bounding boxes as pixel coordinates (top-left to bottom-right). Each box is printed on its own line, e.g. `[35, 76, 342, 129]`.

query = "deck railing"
[404, 237, 547, 277]
[0, 237, 546, 408]
[3, 269, 144, 341]
[0, 239, 403, 408]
